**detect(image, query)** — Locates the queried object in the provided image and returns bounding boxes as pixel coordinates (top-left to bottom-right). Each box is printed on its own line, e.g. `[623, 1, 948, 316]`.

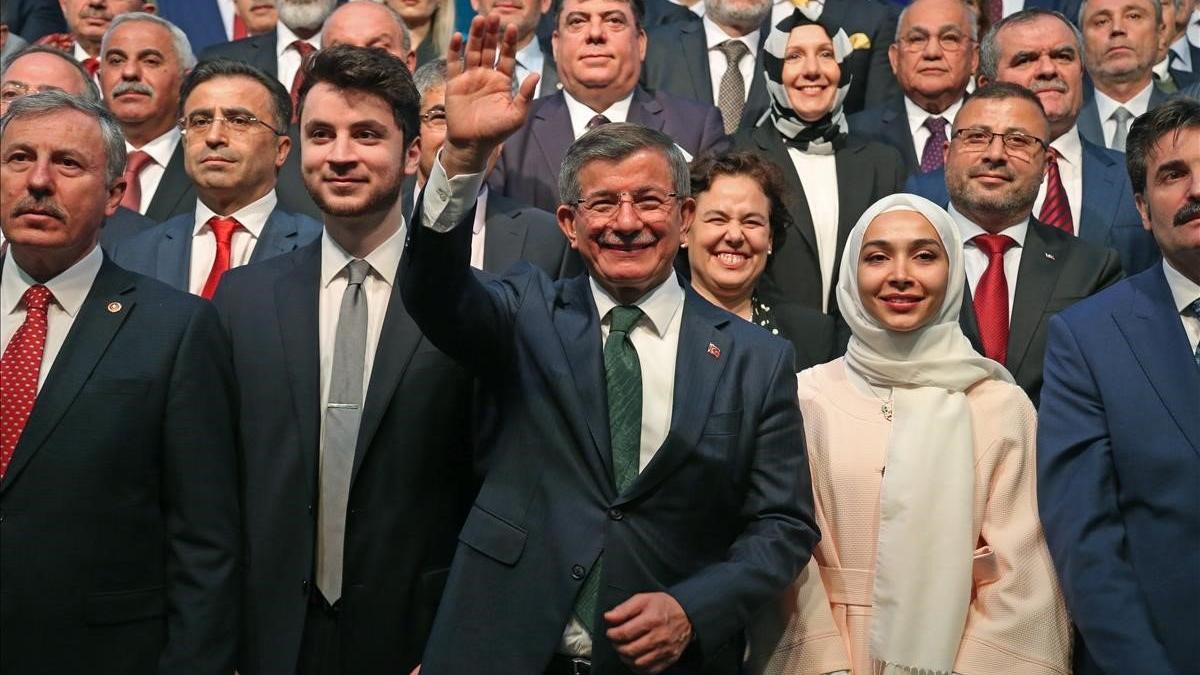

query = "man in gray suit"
[111, 59, 320, 297]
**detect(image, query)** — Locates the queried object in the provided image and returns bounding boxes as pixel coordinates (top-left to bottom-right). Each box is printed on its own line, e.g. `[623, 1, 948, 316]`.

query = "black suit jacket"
[0, 256, 239, 675]
[144, 143, 197, 223]
[641, 20, 770, 131]
[200, 30, 279, 79]
[958, 218, 1123, 406]
[489, 86, 727, 212]
[212, 241, 476, 675]
[732, 124, 908, 312]
[99, 205, 156, 250]
[771, 299, 849, 372]
[483, 192, 579, 278]
[847, 94, 942, 174]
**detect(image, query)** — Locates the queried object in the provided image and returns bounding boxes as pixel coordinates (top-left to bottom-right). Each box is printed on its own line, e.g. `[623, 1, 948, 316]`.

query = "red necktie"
[1039, 148, 1073, 234]
[82, 57, 100, 76]
[1, 285, 53, 480]
[119, 150, 154, 213]
[289, 41, 317, 123]
[233, 14, 249, 40]
[201, 216, 242, 300]
[972, 233, 1016, 365]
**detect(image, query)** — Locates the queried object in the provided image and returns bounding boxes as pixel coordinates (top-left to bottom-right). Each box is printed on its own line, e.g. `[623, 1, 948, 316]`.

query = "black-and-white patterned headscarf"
[761, 6, 853, 155]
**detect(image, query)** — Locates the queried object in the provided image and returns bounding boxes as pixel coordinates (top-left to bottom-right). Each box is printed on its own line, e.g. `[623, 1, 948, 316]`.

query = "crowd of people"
[0, 0, 1197, 674]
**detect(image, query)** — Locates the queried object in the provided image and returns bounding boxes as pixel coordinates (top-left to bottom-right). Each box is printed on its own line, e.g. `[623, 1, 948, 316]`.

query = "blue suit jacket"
[1037, 264, 1199, 675]
[904, 138, 1159, 273]
[401, 204, 818, 674]
[157, 0, 227, 55]
[109, 207, 322, 292]
[1077, 84, 1172, 148]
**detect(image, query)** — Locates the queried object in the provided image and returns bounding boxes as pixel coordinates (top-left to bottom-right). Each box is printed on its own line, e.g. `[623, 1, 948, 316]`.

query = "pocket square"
[849, 32, 871, 50]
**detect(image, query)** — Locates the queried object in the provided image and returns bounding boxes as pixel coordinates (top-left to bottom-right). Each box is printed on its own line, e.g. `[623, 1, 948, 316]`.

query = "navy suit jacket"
[99, 205, 156, 251]
[109, 206, 322, 293]
[1037, 264, 1199, 675]
[200, 31, 280, 79]
[1, 0, 66, 42]
[847, 94, 940, 174]
[488, 87, 727, 213]
[157, 0, 227, 55]
[0, 257, 239, 675]
[402, 204, 818, 674]
[483, 192, 579, 278]
[904, 137, 1159, 274]
[1077, 84, 1172, 148]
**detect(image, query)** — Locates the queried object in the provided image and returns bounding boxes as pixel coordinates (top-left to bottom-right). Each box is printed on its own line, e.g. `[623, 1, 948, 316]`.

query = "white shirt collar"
[193, 189, 278, 240]
[702, 15, 759, 52]
[1050, 124, 1082, 166]
[1163, 258, 1200, 315]
[2, 244, 103, 320]
[515, 37, 544, 75]
[562, 89, 635, 139]
[590, 271, 685, 338]
[1169, 35, 1193, 71]
[319, 218, 406, 289]
[73, 42, 91, 62]
[948, 202, 1030, 247]
[472, 185, 489, 236]
[125, 126, 180, 165]
[276, 21, 322, 57]
[903, 95, 963, 138]
[1152, 56, 1171, 80]
[1094, 79, 1155, 119]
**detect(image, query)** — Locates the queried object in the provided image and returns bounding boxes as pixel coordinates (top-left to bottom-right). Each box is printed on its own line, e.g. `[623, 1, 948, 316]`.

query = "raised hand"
[441, 14, 539, 178]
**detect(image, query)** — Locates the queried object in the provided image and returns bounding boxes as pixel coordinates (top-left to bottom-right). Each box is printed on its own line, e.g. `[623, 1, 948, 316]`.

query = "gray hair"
[0, 91, 127, 187]
[558, 123, 690, 205]
[413, 58, 448, 98]
[1078, 0, 1162, 29]
[979, 8, 1083, 81]
[101, 12, 197, 71]
[1, 44, 102, 103]
[895, 0, 980, 42]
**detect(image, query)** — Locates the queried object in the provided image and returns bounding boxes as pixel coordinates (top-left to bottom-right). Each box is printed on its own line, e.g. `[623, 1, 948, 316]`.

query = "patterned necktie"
[716, 40, 750, 134]
[572, 305, 644, 635]
[201, 216, 243, 300]
[1109, 106, 1133, 152]
[317, 259, 372, 604]
[119, 150, 154, 213]
[586, 114, 611, 132]
[972, 233, 1017, 364]
[0, 285, 53, 481]
[1039, 148, 1073, 234]
[289, 40, 317, 123]
[1186, 298, 1200, 368]
[920, 116, 949, 173]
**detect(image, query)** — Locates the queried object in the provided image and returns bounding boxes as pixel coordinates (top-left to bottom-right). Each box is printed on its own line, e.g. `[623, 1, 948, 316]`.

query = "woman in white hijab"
[752, 194, 1070, 675]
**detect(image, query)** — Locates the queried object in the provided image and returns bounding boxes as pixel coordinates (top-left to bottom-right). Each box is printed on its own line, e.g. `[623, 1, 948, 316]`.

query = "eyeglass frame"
[895, 31, 975, 53]
[420, 108, 447, 128]
[0, 82, 70, 101]
[950, 127, 1048, 157]
[570, 190, 682, 221]
[178, 112, 285, 137]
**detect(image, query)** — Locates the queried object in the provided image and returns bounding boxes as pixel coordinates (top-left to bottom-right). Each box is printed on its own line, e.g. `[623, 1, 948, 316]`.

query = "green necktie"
[572, 305, 644, 635]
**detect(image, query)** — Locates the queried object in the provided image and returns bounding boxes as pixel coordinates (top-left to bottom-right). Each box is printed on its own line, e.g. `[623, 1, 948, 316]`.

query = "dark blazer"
[1180, 76, 1200, 101]
[212, 241, 476, 675]
[200, 31, 279, 79]
[99, 205, 156, 250]
[771, 299, 849, 371]
[957, 217, 1123, 406]
[904, 137, 1160, 274]
[1077, 83, 1172, 148]
[483, 191, 578, 278]
[157, 0, 227, 55]
[1, 0, 66, 42]
[488, 86, 727, 212]
[732, 124, 908, 312]
[109, 206, 322, 291]
[275, 122, 324, 220]
[0, 257, 239, 675]
[1037, 264, 1199, 675]
[641, 20, 770, 131]
[811, 0, 900, 115]
[144, 143, 197, 224]
[846, 94, 933, 174]
[538, 42, 562, 97]
[401, 205, 818, 675]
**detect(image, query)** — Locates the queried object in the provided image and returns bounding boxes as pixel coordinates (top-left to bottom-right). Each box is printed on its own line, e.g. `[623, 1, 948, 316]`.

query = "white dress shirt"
[470, 186, 490, 270]
[786, 147, 839, 312]
[187, 190, 278, 295]
[1, 245, 103, 391]
[1094, 81, 1154, 148]
[904, 96, 962, 164]
[950, 203, 1029, 322]
[218, 0, 237, 40]
[514, 38, 546, 98]
[126, 126, 181, 215]
[703, 16, 758, 104]
[1163, 258, 1200, 352]
[563, 90, 634, 139]
[1002, 0, 1024, 17]
[1033, 125, 1083, 229]
[276, 21, 322, 91]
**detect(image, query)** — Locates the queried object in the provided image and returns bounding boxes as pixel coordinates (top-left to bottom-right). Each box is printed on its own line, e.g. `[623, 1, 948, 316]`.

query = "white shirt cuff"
[420, 153, 485, 233]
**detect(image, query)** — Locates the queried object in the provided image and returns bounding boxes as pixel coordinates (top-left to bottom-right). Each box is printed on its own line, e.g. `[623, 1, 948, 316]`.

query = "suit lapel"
[481, 196, 526, 275]
[881, 99, 919, 170]
[1078, 98, 1106, 148]
[679, 23, 713, 103]
[156, 216, 194, 292]
[532, 96, 576, 193]
[617, 290, 730, 506]
[1, 259, 136, 494]
[628, 87, 666, 132]
[251, 209, 303, 263]
[257, 31, 280, 78]
[1007, 221, 1063, 370]
[274, 243, 322, 495]
[552, 276, 615, 485]
[833, 142, 875, 298]
[1078, 140, 1119, 246]
[741, 46, 771, 128]
[959, 283, 984, 355]
[145, 143, 194, 223]
[753, 125, 819, 261]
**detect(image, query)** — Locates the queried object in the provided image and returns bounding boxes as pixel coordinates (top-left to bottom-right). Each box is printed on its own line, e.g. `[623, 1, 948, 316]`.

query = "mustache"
[1028, 77, 1069, 94]
[967, 163, 1014, 180]
[1174, 199, 1200, 227]
[112, 81, 155, 97]
[597, 231, 659, 247]
[78, 6, 112, 20]
[198, 151, 239, 162]
[12, 196, 67, 220]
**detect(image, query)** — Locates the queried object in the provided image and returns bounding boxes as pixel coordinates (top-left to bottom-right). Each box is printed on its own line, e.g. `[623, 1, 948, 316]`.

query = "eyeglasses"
[420, 108, 446, 129]
[951, 127, 1047, 157]
[1, 82, 66, 102]
[179, 113, 283, 136]
[896, 32, 973, 52]
[572, 190, 679, 221]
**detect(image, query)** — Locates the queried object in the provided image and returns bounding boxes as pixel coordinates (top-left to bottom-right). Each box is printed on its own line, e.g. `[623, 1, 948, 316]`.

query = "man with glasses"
[849, 0, 978, 175]
[943, 82, 1122, 404]
[109, 58, 320, 298]
[401, 16, 817, 675]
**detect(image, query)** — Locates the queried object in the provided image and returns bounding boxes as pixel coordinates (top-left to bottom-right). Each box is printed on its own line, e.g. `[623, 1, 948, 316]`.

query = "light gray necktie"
[716, 40, 750, 134]
[1110, 106, 1134, 151]
[317, 258, 371, 604]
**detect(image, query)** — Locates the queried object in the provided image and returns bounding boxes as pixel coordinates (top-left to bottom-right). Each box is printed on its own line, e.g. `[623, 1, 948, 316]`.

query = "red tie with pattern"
[972, 233, 1016, 364]
[119, 150, 154, 213]
[289, 40, 317, 123]
[1039, 148, 1073, 234]
[233, 14, 249, 39]
[1, 285, 53, 480]
[201, 216, 242, 300]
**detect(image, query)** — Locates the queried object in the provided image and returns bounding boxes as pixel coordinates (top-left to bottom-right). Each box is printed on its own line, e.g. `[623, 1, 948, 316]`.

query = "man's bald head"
[322, 1, 415, 71]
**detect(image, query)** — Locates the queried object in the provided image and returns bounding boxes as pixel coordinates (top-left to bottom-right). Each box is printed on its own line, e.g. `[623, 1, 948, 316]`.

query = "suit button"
[608, 508, 623, 521]
[302, 579, 310, 595]
[571, 564, 586, 580]
[307, 504, 314, 515]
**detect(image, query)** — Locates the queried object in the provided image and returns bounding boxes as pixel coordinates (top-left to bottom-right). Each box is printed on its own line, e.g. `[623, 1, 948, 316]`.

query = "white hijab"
[835, 194, 1013, 675]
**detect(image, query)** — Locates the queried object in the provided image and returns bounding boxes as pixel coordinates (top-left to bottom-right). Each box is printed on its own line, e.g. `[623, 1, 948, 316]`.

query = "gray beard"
[277, 0, 336, 33]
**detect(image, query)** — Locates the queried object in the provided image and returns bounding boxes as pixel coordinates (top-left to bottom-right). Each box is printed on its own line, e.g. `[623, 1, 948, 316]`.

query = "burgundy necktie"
[119, 150, 154, 213]
[920, 116, 948, 173]
[972, 233, 1016, 364]
[290, 41, 317, 123]
[1, 285, 53, 480]
[201, 216, 242, 300]
[586, 114, 611, 131]
[1039, 148, 1073, 234]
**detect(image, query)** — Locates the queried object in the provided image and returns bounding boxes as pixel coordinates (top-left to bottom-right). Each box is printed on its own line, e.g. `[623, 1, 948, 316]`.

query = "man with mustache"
[1077, 0, 1172, 149]
[0, 90, 239, 675]
[97, 12, 196, 222]
[210, 45, 475, 675]
[942, 81, 1122, 405]
[109, 59, 321, 298]
[33, 0, 147, 74]
[1037, 97, 1200, 675]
